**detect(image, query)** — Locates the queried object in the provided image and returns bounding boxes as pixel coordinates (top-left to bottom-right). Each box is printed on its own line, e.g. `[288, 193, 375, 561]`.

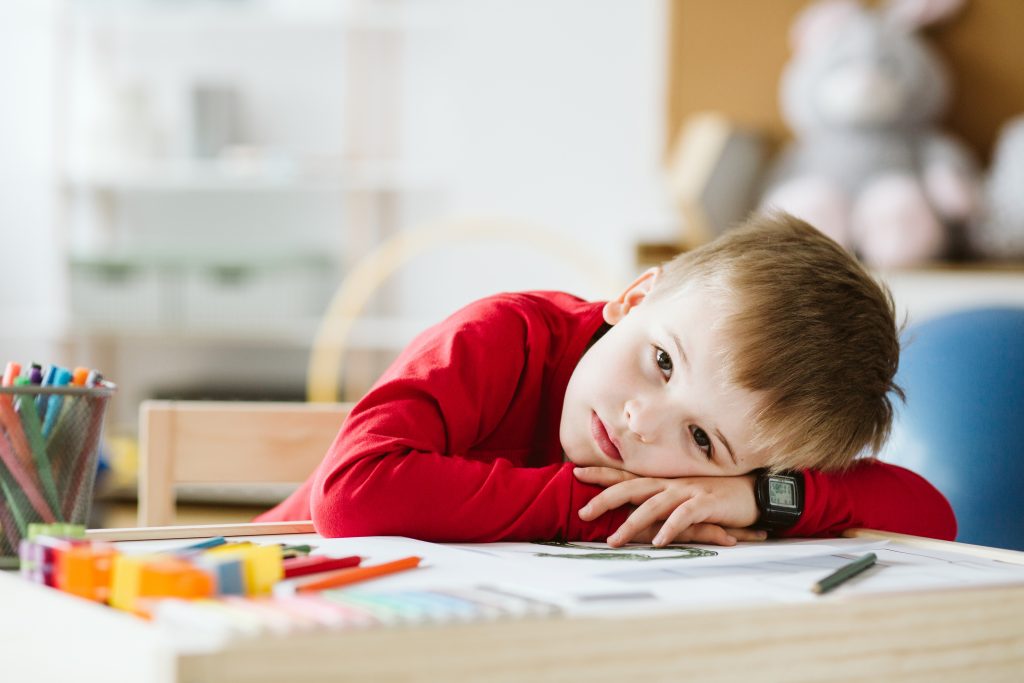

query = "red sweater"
[257, 291, 956, 542]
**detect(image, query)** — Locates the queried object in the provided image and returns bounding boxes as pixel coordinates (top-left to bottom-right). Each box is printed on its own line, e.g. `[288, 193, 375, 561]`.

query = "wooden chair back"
[137, 400, 352, 527]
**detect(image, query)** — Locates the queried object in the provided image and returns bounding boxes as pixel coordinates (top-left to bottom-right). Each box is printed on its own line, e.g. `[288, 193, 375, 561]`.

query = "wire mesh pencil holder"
[0, 384, 116, 561]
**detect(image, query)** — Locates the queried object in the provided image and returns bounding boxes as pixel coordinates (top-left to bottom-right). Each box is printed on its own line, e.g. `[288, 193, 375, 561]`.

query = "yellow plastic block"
[202, 544, 282, 596]
[246, 544, 284, 596]
[109, 555, 147, 612]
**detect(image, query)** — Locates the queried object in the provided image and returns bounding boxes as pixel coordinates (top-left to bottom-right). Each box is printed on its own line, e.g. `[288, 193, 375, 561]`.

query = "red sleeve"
[785, 460, 957, 541]
[309, 297, 628, 542]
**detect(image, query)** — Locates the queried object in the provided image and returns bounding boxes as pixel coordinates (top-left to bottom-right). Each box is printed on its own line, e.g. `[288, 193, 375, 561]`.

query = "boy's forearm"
[311, 453, 627, 543]
[785, 462, 957, 540]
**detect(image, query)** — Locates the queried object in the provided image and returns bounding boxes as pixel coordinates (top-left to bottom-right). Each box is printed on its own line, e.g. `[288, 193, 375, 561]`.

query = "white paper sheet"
[118, 534, 1024, 618]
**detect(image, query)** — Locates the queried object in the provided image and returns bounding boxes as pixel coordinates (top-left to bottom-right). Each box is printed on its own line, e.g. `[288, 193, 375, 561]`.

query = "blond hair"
[651, 211, 903, 472]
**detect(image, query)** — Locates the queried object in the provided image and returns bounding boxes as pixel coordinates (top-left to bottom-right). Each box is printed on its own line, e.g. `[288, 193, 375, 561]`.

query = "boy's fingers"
[606, 492, 677, 546]
[573, 467, 638, 486]
[656, 521, 734, 547]
[579, 479, 663, 521]
[680, 524, 737, 546]
[650, 501, 706, 546]
[726, 527, 769, 542]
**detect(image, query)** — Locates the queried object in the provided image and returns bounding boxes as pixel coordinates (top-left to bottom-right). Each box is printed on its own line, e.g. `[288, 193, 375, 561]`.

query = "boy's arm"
[578, 458, 957, 544]
[313, 444, 626, 542]
[309, 296, 630, 543]
[786, 461, 957, 540]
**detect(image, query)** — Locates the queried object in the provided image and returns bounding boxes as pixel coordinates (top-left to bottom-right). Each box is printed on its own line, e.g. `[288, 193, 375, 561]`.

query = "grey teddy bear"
[761, 0, 981, 268]
[969, 115, 1024, 259]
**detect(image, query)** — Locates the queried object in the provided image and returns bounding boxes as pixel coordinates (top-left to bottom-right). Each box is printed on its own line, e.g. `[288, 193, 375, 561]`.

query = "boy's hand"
[574, 467, 764, 547]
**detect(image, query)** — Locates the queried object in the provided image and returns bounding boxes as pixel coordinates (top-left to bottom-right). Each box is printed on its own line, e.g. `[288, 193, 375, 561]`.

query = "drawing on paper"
[531, 540, 717, 561]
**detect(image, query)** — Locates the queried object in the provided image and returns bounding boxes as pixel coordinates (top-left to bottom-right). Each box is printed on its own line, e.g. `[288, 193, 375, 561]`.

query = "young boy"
[258, 212, 956, 545]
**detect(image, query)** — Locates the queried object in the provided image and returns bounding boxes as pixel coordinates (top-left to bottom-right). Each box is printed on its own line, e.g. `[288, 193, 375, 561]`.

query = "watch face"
[767, 478, 798, 508]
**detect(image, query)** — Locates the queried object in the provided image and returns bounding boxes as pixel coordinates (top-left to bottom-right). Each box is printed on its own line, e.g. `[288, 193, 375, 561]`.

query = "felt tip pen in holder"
[36, 365, 58, 417]
[41, 367, 73, 438]
[71, 367, 90, 387]
[1, 362, 20, 395]
[812, 552, 877, 594]
[26, 363, 43, 385]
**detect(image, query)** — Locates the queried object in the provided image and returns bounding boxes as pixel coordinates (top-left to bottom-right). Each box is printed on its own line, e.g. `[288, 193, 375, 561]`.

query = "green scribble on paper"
[531, 540, 716, 561]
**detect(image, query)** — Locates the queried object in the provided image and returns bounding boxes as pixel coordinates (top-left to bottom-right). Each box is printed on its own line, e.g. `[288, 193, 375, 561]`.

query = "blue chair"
[885, 307, 1024, 550]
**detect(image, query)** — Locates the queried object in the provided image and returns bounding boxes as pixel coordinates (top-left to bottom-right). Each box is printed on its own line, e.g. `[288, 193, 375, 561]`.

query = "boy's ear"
[603, 267, 662, 324]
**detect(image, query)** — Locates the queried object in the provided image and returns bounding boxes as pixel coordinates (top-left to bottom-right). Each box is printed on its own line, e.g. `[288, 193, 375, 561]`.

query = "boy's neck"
[584, 322, 612, 353]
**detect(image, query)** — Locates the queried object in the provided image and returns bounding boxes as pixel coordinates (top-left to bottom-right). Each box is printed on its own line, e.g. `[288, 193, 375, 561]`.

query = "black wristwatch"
[752, 469, 804, 533]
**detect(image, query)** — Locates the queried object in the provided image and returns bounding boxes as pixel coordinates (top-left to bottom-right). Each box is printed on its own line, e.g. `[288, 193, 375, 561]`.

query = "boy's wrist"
[751, 469, 804, 533]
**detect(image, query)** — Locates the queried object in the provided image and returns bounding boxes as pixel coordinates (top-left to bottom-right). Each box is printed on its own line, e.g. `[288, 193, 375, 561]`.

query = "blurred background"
[1, 0, 1022, 530]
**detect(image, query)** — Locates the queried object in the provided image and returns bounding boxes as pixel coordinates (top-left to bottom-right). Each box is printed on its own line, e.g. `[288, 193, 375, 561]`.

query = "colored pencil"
[0, 424, 56, 523]
[283, 554, 361, 579]
[812, 552, 877, 594]
[295, 556, 421, 593]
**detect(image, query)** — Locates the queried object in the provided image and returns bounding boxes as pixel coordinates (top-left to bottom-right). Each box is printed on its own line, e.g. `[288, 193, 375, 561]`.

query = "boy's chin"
[564, 451, 622, 470]
[561, 447, 594, 468]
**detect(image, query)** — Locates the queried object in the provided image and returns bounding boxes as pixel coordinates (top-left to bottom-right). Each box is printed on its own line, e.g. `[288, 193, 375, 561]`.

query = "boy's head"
[560, 211, 902, 477]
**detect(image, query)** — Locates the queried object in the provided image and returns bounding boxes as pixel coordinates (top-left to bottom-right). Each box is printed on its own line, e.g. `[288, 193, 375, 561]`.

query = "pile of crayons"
[0, 362, 115, 558]
[20, 525, 561, 644]
[153, 584, 561, 647]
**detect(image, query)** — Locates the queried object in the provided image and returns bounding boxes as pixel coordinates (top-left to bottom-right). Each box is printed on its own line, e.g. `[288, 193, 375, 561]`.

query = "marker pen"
[42, 367, 73, 438]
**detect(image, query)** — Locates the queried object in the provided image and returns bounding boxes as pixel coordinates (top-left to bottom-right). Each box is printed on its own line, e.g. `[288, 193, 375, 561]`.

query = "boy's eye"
[653, 346, 673, 379]
[690, 426, 713, 461]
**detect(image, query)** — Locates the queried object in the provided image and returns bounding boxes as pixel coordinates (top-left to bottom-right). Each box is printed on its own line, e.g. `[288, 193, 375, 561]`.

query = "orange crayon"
[295, 556, 422, 593]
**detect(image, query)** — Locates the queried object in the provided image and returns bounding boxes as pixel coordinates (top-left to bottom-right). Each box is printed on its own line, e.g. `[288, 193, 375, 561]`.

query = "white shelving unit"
[56, 0, 449, 429]
[880, 265, 1024, 325]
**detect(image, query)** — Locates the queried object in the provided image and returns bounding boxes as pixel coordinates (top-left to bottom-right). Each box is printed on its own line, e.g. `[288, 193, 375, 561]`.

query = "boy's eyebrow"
[670, 330, 738, 467]
[670, 332, 688, 367]
[715, 428, 738, 467]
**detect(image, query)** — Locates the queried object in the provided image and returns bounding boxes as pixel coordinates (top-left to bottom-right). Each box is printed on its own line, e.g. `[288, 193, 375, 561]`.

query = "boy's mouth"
[590, 412, 622, 462]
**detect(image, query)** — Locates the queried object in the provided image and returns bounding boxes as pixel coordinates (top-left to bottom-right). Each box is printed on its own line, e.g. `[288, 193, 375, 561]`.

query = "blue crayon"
[178, 536, 228, 552]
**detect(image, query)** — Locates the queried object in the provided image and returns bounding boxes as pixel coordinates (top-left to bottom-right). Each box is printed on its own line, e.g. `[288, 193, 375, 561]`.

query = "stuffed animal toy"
[761, 0, 982, 268]
[968, 115, 1024, 259]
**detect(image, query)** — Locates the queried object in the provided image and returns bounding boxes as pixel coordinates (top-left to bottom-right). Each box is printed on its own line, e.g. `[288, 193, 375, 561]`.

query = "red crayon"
[283, 554, 361, 579]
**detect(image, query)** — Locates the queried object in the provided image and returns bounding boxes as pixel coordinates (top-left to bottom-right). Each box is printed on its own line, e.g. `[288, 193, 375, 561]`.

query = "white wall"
[442, 0, 670, 247]
[0, 0, 64, 361]
[394, 0, 673, 319]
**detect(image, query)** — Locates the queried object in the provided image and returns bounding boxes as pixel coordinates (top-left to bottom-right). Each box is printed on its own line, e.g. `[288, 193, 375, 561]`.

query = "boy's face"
[560, 269, 768, 478]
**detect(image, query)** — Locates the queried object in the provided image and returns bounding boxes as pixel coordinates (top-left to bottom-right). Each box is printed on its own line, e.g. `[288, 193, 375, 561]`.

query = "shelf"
[878, 267, 1024, 323]
[69, 250, 335, 271]
[634, 241, 1024, 323]
[63, 159, 444, 194]
[56, 0, 446, 409]
[68, 315, 431, 352]
[634, 241, 1024, 274]
[69, 0, 444, 34]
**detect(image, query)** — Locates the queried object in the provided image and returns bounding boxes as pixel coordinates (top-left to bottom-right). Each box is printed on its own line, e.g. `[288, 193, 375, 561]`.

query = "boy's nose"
[624, 399, 659, 444]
